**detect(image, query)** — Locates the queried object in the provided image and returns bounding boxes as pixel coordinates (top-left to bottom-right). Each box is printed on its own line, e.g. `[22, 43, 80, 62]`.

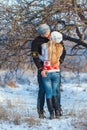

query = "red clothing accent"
[43, 60, 60, 71]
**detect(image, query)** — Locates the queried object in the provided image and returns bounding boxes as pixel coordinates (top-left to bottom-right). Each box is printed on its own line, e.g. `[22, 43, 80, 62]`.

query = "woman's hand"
[41, 70, 47, 77]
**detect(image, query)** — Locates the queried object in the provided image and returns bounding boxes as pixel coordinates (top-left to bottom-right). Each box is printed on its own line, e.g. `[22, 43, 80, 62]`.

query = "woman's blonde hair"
[47, 40, 63, 65]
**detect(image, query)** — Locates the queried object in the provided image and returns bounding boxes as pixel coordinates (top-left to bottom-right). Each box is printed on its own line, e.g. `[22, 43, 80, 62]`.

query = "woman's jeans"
[37, 70, 45, 113]
[42, 71, 61, 107]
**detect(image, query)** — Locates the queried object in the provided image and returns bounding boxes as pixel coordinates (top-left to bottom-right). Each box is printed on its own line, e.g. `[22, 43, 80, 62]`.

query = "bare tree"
[0, 0, 87, 71]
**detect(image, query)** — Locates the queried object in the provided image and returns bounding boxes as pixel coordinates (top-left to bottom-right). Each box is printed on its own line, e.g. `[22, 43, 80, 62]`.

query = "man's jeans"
[37, 70, 45, 113]
[42, 71, 61, 106]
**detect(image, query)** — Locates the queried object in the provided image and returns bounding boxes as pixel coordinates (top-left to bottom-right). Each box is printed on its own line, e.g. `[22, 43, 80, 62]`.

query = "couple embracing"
[31, 24, 66, 119]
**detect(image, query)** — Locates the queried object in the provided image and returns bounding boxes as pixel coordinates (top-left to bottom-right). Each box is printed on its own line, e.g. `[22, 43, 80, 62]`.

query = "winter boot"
[52, 96, 62, 118]
[38, 110, 45, 119]
[37, 95, 45, 119]
[58, 106, 63, 116]
[46, 98, 54, 119]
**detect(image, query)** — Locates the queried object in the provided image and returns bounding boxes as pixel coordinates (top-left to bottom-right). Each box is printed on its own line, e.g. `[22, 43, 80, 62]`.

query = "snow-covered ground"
[0, 70, 87, 130]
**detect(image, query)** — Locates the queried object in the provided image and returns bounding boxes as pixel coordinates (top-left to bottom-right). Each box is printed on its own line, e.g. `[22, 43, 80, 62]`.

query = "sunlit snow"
[0, 69, 87, 130]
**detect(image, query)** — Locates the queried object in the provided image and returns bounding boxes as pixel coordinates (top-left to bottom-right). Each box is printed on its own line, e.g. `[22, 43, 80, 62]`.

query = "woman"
[40, 31, 63, 119]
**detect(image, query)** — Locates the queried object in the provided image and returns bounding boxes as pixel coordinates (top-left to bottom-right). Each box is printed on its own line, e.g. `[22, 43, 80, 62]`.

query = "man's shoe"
[55, 110, 61, 118]
[39, 111, 45, 119]
[55, 108, 63, 118]
[59, 107, 63, 116]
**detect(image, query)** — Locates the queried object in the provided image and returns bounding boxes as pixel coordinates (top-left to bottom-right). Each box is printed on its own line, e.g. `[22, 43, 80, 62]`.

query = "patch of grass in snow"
[0, 105, 21, 125]
[71, 109, 87, 130]
[23, 116, 40, 126]
[0, 106, 9, 121]
[0, 104, 41, 126]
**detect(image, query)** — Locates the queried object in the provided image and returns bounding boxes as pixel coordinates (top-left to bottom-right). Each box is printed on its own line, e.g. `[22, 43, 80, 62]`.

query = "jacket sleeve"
[31, 39, 43, 70]
[60, 42, 66, 64]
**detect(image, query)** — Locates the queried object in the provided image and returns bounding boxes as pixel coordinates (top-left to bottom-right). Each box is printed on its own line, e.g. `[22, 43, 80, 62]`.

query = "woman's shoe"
[50, 111, 54, 119]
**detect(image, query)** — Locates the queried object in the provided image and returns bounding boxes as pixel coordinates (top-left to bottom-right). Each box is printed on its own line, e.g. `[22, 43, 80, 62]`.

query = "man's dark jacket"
[31, 36, 66, 70]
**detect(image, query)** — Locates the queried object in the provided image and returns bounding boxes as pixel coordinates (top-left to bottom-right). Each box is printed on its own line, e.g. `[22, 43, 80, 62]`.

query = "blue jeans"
[37, 70, 45, 113]
[42, 71, 61, 101]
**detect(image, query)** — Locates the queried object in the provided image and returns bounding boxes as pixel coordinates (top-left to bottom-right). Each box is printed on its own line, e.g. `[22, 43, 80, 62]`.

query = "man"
[31, 23, 66, 118]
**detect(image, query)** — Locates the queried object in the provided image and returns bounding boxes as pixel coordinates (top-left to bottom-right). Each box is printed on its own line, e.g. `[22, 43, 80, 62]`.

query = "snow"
[0, 70, 87, 130]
